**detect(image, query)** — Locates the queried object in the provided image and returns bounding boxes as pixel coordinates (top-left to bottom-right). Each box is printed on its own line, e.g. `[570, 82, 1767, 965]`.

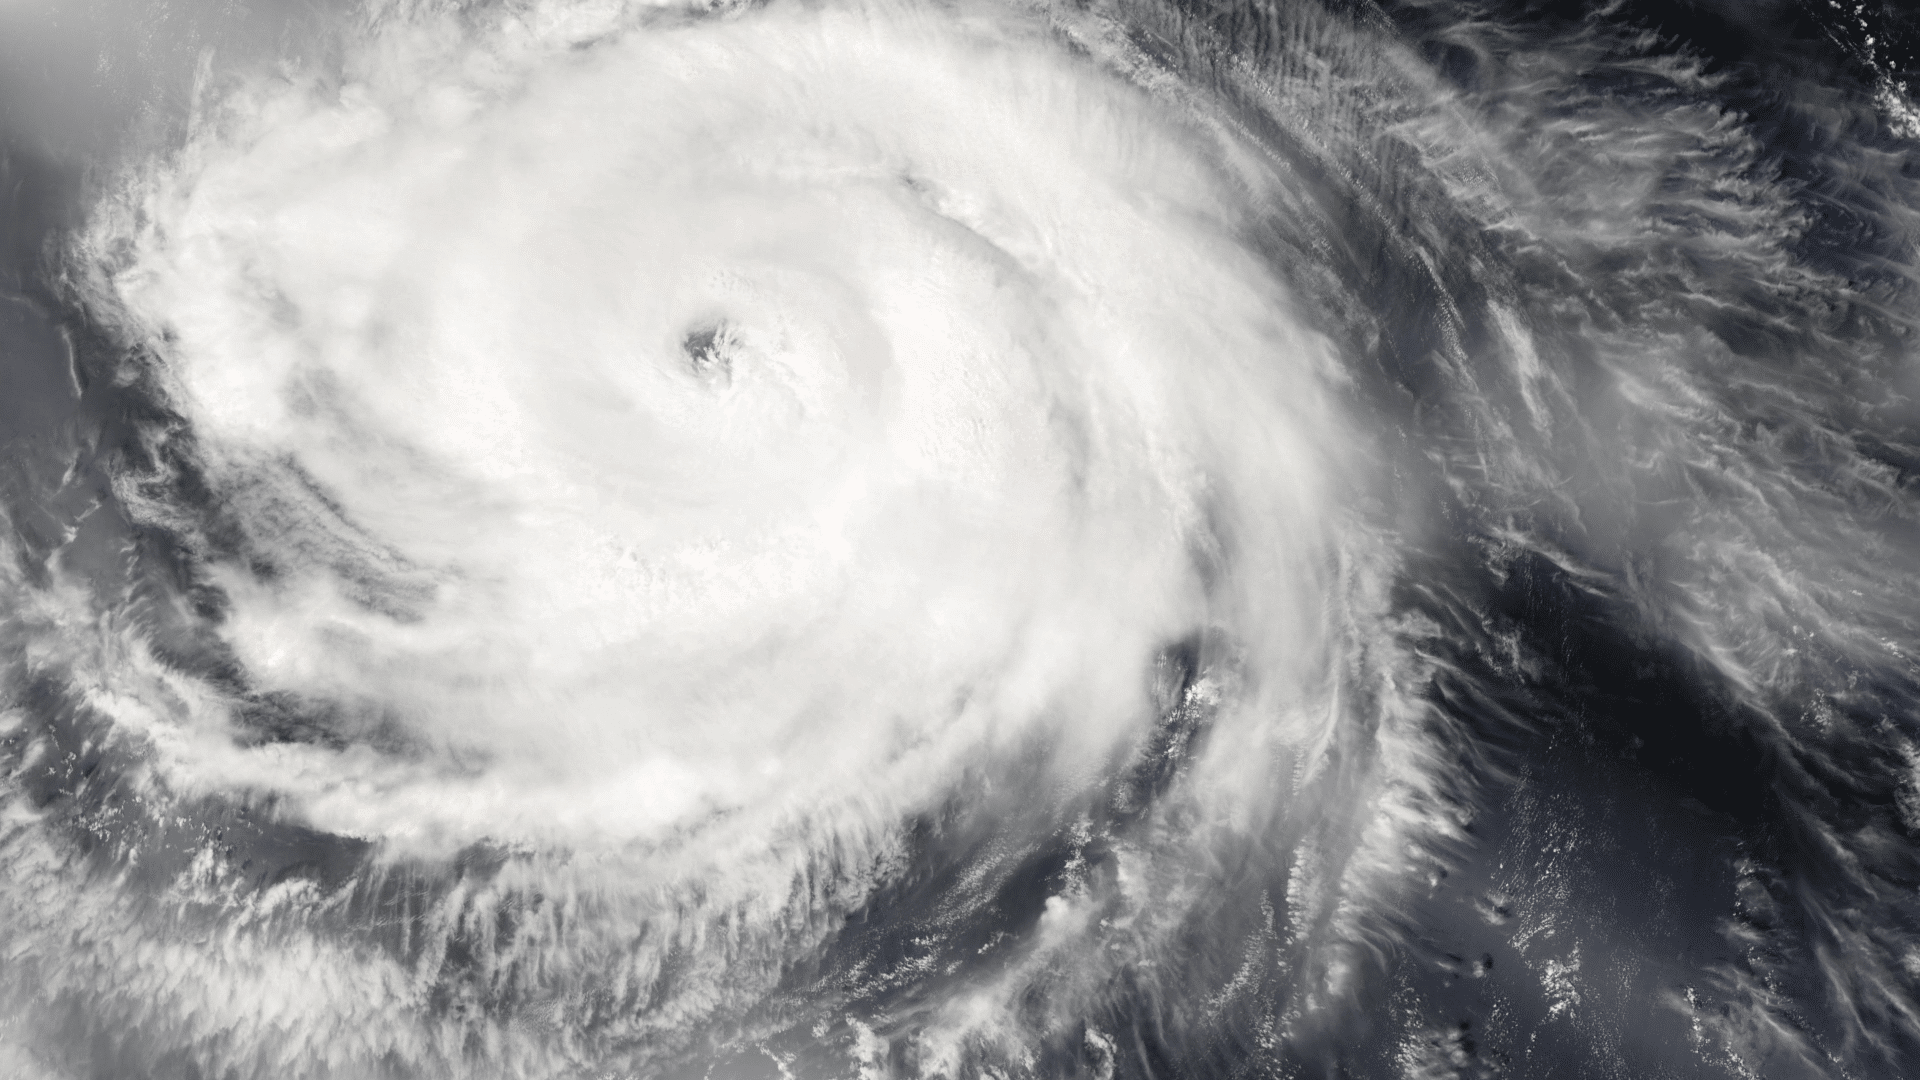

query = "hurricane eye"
[681, 321, 738, 386]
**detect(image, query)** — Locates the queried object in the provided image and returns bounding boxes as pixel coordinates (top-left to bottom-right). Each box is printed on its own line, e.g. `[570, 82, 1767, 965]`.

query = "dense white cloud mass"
[2, 0, 1391, 1074]
[89, 0, 1347, 861]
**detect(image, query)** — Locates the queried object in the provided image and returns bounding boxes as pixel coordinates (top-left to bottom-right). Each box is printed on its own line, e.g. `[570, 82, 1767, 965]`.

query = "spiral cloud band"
[11, 0, 1376, 1073]
[96, 0, 1342, 860]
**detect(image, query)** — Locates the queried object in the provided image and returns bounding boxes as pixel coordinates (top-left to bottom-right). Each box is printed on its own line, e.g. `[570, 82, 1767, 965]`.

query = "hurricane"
[1, 0, 1918, 1077]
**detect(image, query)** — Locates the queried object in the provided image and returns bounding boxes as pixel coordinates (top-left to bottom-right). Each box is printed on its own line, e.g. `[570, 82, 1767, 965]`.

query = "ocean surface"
[2, 0, 1919, 1077]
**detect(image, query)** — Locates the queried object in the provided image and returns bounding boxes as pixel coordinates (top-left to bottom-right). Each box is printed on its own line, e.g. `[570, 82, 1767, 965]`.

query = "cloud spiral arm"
[2, 1, 1414, 1074]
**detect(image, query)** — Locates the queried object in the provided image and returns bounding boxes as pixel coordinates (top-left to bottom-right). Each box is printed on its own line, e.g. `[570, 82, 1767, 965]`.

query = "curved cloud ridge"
[94, 0, 1344, 855]
[16, 3, 1382, 1074]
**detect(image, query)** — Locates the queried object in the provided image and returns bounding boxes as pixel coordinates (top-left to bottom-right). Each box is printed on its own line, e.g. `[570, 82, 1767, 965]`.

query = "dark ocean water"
[2, 1, 1920, 1078]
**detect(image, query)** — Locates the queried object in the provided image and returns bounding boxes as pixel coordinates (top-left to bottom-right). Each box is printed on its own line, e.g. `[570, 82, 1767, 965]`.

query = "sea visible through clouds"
[1, 1, 1919, 1077]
